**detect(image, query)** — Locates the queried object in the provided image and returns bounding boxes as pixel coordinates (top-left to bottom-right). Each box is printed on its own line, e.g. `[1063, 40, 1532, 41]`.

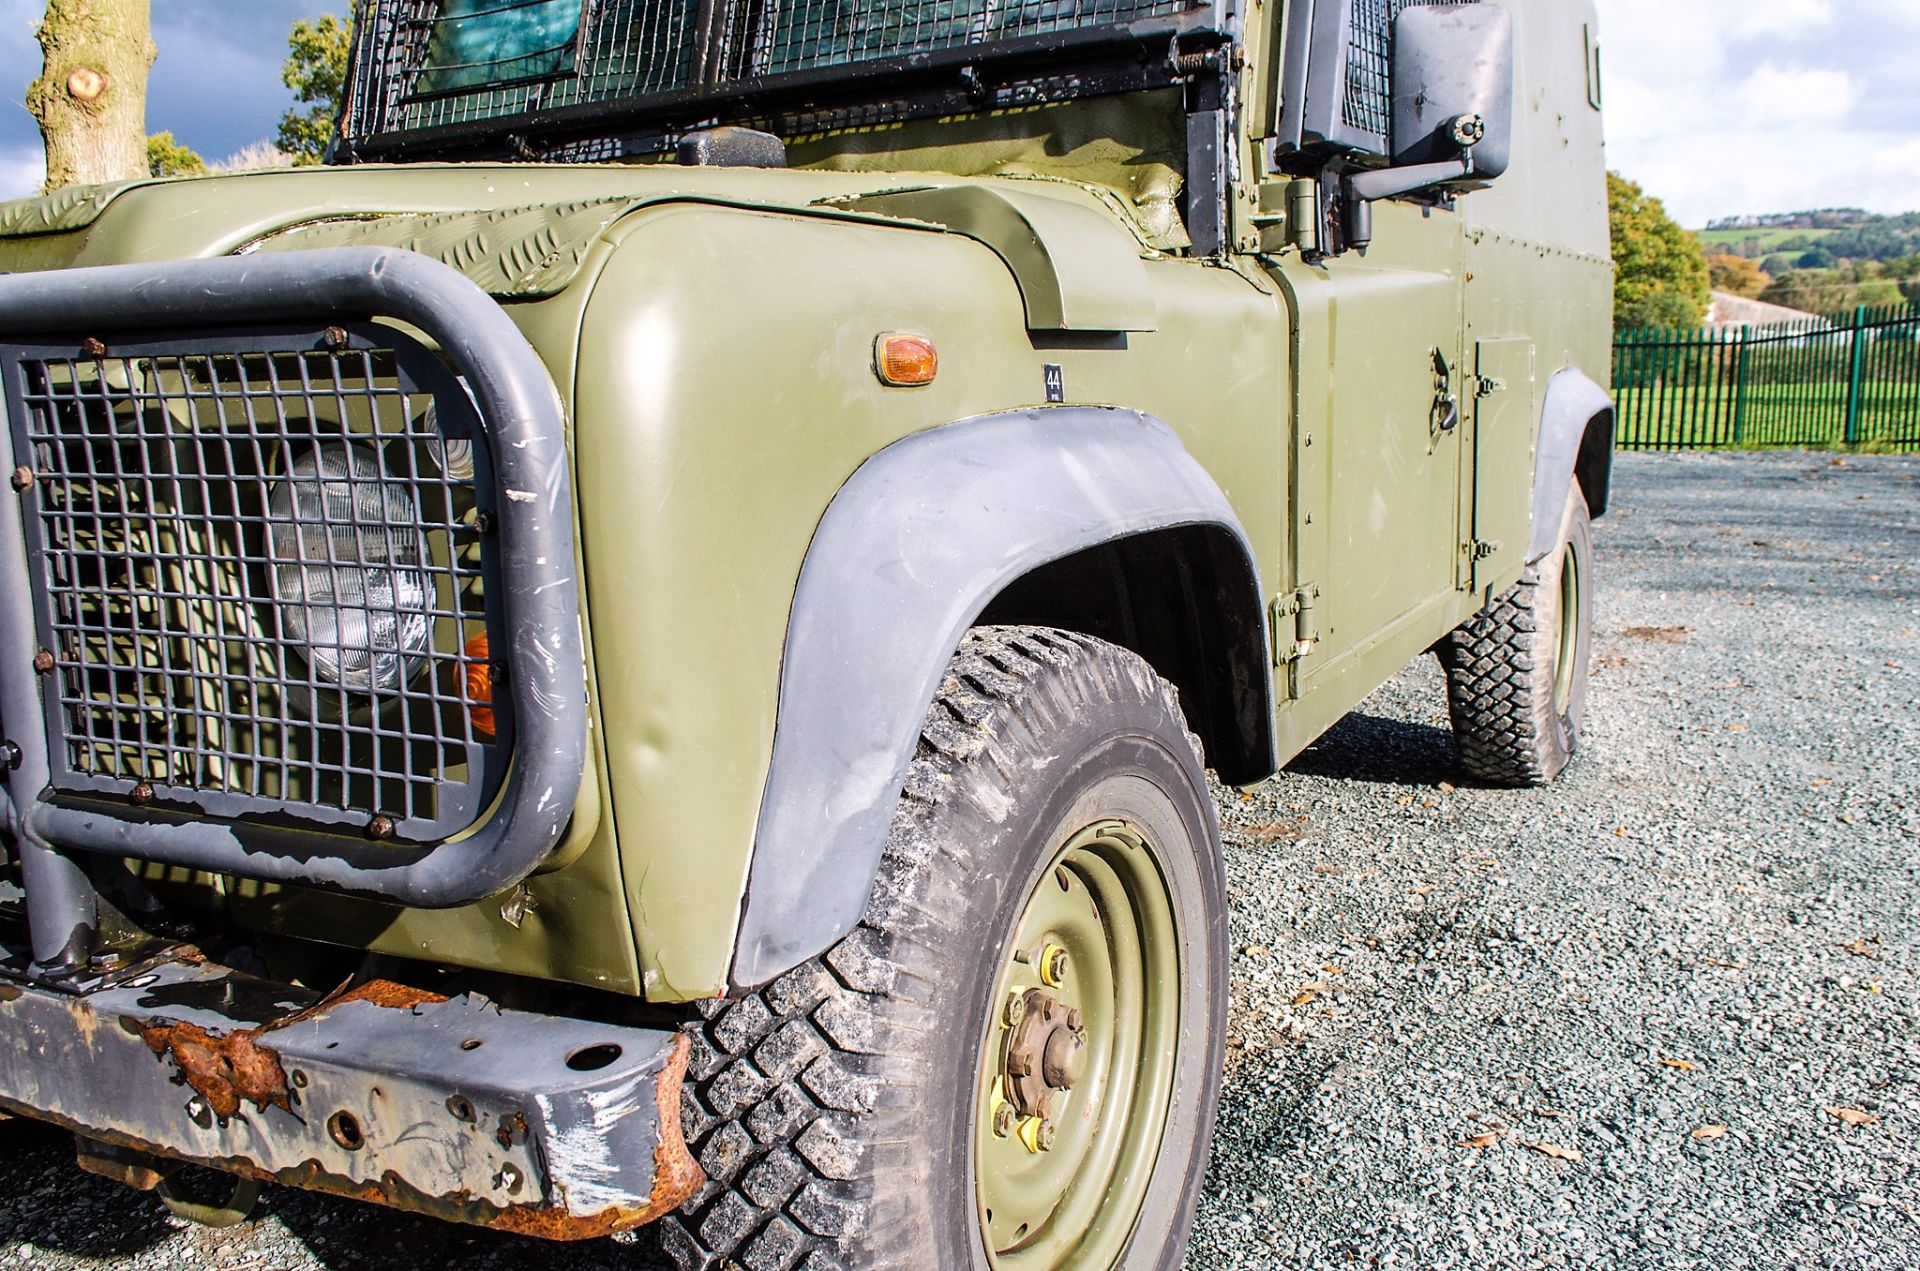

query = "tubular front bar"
[0, 946, 700, 1239]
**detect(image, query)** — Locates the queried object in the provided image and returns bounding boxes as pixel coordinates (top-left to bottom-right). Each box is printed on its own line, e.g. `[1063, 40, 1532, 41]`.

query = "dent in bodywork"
[1530, 367, 1615, 560]
[730, 407, 1271, 989]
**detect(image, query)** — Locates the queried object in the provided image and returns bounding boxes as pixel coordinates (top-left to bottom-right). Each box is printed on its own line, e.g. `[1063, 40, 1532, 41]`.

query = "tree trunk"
[25, 0, 155, 192]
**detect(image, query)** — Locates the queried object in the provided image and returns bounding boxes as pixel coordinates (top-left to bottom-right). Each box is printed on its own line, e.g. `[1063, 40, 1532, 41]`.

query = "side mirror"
[1392, 5, 1514, 180]
[1340, 4, 1514, 248]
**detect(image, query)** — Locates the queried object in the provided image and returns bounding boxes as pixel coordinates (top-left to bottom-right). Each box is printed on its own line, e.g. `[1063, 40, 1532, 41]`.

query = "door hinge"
[1270, 585, 1320, 665]
[1463, 539, 1501, 562]
[1475, 374, 1507, 399]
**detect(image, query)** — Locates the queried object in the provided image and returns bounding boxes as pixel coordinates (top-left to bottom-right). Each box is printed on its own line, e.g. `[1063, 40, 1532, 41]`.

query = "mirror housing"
[1392, 5, 1514, 180]
[1340, 4, 1514, 250]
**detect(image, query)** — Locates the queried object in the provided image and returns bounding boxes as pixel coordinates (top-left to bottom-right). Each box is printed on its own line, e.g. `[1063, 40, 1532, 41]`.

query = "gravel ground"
[1, 450, 1915, 1270]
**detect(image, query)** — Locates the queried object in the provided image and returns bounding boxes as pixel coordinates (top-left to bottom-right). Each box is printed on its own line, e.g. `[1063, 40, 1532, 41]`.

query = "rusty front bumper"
[0, 948, 701, 1240]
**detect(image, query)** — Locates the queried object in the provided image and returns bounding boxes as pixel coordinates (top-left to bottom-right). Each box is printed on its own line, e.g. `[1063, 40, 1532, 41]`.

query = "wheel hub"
[1002, 987, 1087, 1121]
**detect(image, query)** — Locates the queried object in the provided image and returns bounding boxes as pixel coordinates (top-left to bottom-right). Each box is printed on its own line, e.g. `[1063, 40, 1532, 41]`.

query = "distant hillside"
[1699, 209, 1920, 270]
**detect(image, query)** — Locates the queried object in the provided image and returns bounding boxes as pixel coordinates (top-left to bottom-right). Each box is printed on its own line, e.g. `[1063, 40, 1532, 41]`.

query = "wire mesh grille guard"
[4, 330, 509, 843]
[342, 0, 1206, 147]
[1340, 0, 1467, 139]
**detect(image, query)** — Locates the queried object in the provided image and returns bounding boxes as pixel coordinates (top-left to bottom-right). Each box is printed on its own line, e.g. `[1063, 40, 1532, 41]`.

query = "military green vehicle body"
[0, 0, 1612, 1249]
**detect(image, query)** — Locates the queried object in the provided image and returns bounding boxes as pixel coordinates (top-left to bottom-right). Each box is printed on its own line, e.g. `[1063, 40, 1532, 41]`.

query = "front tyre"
[661, 627, 1228, 1270]
[1437, 486, 1595, 786]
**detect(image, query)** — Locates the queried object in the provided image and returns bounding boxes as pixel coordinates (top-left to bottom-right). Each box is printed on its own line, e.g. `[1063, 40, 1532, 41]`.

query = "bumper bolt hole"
[327, 1111, 365, 1151]
[447, 1095, 475, 1122]
[460, 1037, 484, 1051]
[565, 1042, 622, 1072]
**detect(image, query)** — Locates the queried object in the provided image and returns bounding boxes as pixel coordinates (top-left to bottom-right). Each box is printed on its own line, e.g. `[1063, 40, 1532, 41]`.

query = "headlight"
[267, 442, 432, 694]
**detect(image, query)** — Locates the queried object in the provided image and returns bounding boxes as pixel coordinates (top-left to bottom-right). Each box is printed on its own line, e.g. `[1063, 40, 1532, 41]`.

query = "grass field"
[1614, 379, 1920, 450]
[1697, 226, 1836, 252]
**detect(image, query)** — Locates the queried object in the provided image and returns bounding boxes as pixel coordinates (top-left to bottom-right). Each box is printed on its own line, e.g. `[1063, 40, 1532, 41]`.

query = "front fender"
[1529, 367, 1615, 561]
[731, 407, 1267, 988]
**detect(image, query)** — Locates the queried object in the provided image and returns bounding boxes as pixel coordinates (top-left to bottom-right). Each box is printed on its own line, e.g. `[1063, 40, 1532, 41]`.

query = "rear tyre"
[1437, 486, 1594, 786]
[659, 626, 1227, 1270]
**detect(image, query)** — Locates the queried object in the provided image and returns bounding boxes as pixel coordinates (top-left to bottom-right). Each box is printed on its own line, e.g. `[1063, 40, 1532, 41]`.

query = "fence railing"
[1612, 304, 1920, 452]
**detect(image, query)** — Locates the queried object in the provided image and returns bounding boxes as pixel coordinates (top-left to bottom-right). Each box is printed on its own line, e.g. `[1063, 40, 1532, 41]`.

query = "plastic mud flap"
[0, 946, 701, 1239]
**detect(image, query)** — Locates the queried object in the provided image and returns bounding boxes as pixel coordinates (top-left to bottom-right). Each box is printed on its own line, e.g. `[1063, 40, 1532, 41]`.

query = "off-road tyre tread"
[656, 626, 1201, 1271]
[1435, 566, 1558, 787]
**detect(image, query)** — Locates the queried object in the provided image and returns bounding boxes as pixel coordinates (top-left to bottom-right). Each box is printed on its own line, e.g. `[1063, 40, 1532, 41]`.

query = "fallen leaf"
[1312, 863, 1343, 876]
[1660, 1057, 1699, 1072]
[1524, 1142, 1583, 1162]
[1613, 827, 1629, 837]
[1692, 1124, 1727, 1141]
[1321, 964, 1344, 976]
[1825, 1106, 1880, 1127]
[1411, 885, 1437, 896]
[1621, 625, 1690, 643]
[1438, 782, 1457, 794]
[1810, 779, 1834, 787]
[1241, 944, 1272, 959]
[1535, 1109, 1563, 1119]
[1701, 958, 1744, 970]
[1291, 989, 1321, 1007]
[1457, 1132, 1501, 1149]
[1843, 938, 1881, 959]
[1725, 723, 1749, 733]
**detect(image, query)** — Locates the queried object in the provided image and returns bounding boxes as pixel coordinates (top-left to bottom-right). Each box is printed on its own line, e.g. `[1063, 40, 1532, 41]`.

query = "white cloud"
[1594, 0, 1920, 223]
[1736, 65, 1854, 126]
[1730, 0, 1834, 37]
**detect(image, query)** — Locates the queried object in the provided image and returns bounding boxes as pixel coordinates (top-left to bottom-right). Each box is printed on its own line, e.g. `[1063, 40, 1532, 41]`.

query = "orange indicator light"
[465, 631, 497, 740]
[875, 332, 938, 386]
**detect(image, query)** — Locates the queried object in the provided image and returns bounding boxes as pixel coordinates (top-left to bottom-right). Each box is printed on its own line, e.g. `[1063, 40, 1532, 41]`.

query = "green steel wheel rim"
[1553, 541, 1581, 718]
[972, 818, 1181, 1268]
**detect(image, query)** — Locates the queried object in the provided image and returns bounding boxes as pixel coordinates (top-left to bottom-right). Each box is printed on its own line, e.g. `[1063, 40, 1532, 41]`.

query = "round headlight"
[267, 442, 432, 694]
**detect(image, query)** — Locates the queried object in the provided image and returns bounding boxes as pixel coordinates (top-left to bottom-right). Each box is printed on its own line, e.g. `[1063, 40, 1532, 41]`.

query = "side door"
[1273, 199, 1468, 691]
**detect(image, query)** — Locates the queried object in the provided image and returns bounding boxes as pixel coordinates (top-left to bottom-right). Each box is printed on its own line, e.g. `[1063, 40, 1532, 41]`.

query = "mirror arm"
[1347, 155, 1474, 203]
[1339, 151, 1474, 252]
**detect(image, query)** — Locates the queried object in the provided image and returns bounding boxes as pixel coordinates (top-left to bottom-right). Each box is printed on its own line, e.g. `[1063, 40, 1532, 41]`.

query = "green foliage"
[1608, 172, 1710, 331]
[1760, 255, 1920, 316]
[1706, 253, 1769, 299]
[146, 131, 205, 177]
[277, 13, 351, 165]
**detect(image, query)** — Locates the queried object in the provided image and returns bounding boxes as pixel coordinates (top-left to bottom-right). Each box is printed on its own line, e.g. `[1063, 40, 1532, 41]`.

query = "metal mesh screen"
[1339, 0, 1467, 139]
[343, 0, 1202, 146]
[5, 333, 507, 842]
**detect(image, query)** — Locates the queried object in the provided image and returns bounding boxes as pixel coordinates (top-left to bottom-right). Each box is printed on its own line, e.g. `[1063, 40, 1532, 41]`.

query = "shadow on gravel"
[261, 1186, 667, 1270]
[1284, 711, 1461, 787]
[0, 1120, 175, 1257]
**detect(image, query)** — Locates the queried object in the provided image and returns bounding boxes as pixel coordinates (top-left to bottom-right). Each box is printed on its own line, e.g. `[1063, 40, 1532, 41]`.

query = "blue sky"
[1590, 0, 1920, 225]
[0, 1, 1915, 227]
[0, 0, 338, 194]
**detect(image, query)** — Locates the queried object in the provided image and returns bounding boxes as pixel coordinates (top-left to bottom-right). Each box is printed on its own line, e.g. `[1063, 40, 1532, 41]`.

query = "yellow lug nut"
[1017, 1115, 1050, 1154]
[1040, 944, 1070, 987]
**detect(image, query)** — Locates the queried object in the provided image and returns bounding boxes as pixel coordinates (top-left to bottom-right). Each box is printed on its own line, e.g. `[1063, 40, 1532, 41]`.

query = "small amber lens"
[876, 333, 938, 386]
[464, 631, 496, 740]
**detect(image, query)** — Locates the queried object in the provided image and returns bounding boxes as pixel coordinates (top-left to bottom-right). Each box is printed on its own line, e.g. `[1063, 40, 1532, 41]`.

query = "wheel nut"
[1003, 990, 1027, 1028]
[1041, 945, 1070, 987]
[1017, 1115, 1057, 1154]
[991, 1103, 1015, 1138]
[9, 466, 31, 492]
[31, 649, 54, 675]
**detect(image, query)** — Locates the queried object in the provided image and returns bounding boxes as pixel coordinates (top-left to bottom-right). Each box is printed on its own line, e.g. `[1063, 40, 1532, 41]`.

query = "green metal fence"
[1612, 304, 1920, 451]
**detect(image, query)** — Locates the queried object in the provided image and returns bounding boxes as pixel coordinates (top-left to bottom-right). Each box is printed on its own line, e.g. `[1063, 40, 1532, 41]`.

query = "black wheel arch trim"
[729, 406, 1274, 990]
[1529, 366, 1615, 563]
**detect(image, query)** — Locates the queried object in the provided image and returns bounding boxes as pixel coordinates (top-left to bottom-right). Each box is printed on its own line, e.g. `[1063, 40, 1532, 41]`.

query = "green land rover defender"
[0, 0, 1612, 1265]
